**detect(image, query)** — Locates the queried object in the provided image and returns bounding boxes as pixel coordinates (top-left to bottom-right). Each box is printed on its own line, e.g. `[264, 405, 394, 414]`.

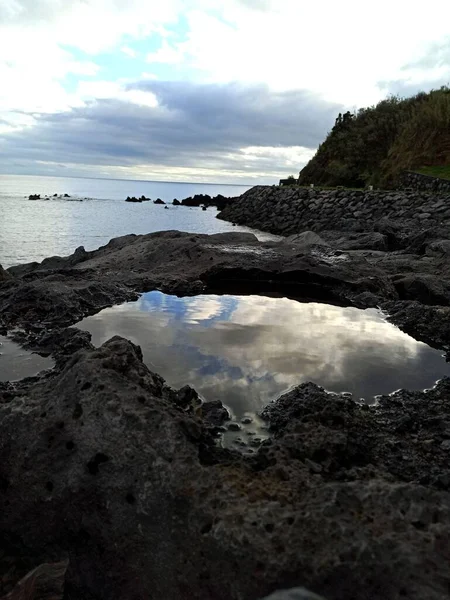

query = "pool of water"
[76, 292, 450, 445]
[0, 335, 54, 381]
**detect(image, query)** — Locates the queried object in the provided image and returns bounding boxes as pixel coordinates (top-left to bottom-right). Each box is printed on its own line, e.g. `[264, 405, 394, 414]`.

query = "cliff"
[298, 87, 450, 188]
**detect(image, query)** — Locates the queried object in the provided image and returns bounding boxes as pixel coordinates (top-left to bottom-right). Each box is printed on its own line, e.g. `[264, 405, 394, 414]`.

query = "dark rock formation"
[28, 194, 40, 200]
[126, 196, 151, 203]
[173, 199, 181, 205]
[0, 231, 401, 331]
[0, 338, 449, 599]
[201, 400, 230, 427]
[181, 194, 234, 210]
[153, 198, 165, 204]
[400, 171, 450, 193]
[63, 194, 70, 198]
[217, 186, 450, 235]
[2, 227, 450, 598]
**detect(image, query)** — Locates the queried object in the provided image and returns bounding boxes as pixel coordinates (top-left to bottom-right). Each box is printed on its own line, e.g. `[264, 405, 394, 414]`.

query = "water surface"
[0, 174, 275, 268]
[77, 292, 450, 422]
[0, 336, 53, 381]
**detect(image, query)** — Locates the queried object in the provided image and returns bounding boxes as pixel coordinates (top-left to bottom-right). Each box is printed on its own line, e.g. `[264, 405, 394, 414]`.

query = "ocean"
[0, 174, 273, 268]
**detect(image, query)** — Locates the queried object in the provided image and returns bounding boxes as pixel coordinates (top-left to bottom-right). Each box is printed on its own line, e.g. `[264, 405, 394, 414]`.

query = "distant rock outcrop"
[180, 193, 234, 210]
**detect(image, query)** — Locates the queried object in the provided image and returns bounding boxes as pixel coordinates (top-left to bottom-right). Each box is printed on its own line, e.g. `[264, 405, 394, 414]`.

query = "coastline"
[1, 211, 450, 598]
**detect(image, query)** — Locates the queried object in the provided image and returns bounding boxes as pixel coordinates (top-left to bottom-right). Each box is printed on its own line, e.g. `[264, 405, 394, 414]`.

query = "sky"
[0, 0, 449, 184]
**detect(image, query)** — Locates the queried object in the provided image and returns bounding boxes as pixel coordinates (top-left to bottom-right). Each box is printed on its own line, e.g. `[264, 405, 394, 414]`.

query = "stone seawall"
[400, 171, 450, 193]
[218, 186, 450, 235]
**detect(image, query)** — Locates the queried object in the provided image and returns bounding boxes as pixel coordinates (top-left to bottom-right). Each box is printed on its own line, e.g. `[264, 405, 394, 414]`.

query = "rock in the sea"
[173, 199, 181, 205]
[28, 194, 40, 200]
[153, 198, 165, 205]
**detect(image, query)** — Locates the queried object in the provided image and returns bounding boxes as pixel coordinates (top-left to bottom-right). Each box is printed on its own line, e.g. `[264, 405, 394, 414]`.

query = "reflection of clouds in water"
[138, 293, 238, 324]
[77, 292, 450, 417]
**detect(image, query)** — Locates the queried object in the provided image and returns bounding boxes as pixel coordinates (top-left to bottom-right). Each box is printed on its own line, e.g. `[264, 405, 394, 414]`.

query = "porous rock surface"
[1, 337, 450, 600]
[1, 223, 450, 598]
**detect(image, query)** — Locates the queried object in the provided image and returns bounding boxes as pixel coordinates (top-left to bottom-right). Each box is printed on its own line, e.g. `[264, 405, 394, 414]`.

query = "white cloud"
[121, 45, 137, 58]
[146, 40, 184, 64]
[75, 80, 158, 107]
[1, 0, 450, 179]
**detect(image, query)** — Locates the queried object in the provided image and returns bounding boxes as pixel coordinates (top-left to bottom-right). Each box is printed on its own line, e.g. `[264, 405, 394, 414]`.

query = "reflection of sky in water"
[0, 336, 54, 381]
[77, 292, 450, 417]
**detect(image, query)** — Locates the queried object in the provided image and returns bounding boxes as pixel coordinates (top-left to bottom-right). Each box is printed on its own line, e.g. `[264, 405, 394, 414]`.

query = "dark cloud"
[0, 81, 342, 179]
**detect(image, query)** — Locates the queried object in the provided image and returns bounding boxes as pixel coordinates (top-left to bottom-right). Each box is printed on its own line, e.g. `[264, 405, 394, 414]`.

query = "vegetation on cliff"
[298, 87, 450, 188]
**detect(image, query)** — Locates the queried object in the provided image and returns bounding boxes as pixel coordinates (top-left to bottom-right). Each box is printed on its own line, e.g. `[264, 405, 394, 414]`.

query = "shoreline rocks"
[0, 336, 449, 599]
[2, 227, 450, 598]
[217, 186, 450, 235]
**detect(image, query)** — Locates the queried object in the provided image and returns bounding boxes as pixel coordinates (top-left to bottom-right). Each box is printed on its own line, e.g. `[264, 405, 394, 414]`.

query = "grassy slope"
[299, 87, 450, 188]
[415, 165, 450, 181]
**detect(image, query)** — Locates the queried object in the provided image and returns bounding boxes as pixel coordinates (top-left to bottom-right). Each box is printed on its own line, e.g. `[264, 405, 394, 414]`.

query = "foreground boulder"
[0, 337, 450, 599]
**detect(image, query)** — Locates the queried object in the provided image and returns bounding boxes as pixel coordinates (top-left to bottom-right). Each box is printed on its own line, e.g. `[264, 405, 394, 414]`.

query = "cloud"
[378, 37, 450, 98]
[2, 0, 450, 181]
[146, 40, 184, 64]
[121, 45, 137, 58]
[0, 80, 339, 182]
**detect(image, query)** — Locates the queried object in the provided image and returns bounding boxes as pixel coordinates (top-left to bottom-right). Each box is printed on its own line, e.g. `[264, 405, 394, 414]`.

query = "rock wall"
[400, 171, 450, 193]
[217, 186, 450, 235]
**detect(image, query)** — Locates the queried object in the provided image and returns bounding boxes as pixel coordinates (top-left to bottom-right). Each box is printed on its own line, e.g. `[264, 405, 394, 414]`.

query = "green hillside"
[298, 87, 450, 188]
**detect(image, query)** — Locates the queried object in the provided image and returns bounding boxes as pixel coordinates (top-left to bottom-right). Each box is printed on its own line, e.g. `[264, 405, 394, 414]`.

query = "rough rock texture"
[400, 171, 450, 193]
[0, 231, 400, 334]
[0, 561, 68, 600]
[217, 186, 450, 235]
[1, 338, 450, 600]
[2, 228, 450, 356]
[2, 225, 450, 599]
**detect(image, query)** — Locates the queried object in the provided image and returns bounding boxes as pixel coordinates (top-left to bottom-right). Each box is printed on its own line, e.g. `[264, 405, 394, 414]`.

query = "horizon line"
[0, 172, 272, 187]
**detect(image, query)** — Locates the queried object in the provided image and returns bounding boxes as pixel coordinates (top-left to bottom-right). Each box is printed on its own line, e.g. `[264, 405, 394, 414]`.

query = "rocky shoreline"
[1, 213, 450, 598]
[218, 186, 450, 234]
